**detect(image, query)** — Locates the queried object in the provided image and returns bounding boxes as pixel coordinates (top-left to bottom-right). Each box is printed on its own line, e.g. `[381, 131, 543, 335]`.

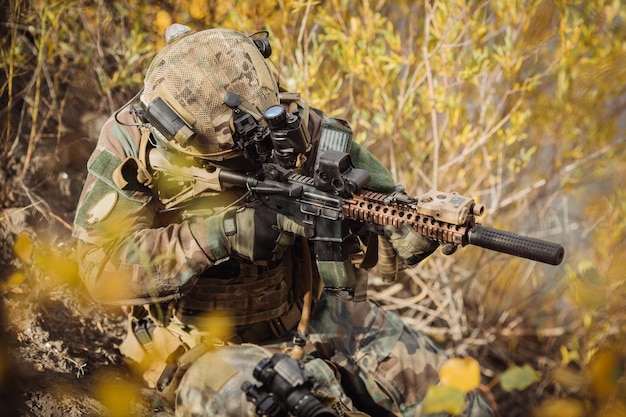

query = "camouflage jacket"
[72, 104, 395, 307]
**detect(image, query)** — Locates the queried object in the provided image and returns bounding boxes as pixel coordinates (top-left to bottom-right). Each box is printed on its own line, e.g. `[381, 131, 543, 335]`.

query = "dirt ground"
[0, 284, 167, 417]
[0, 132, 175, 417]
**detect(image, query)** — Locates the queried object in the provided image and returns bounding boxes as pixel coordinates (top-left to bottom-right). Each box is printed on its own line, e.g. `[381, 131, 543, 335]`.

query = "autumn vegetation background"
[1, 0, 625, 416]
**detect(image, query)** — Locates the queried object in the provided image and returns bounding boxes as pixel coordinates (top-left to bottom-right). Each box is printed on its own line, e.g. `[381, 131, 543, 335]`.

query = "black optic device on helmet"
[143, 97, 195, 147]
[225, 94, 312, 169]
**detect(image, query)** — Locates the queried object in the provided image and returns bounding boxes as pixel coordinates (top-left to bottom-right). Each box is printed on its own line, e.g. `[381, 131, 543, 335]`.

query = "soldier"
[73, 25, 493, 417]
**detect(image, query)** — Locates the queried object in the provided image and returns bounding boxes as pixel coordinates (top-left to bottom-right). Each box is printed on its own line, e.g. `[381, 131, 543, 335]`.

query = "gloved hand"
[384, 223, 439, 266]
[223, 201, 313, 263]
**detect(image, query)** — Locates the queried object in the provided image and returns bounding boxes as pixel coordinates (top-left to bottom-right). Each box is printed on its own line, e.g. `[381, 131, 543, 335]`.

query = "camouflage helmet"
[140, 26, 279, 160]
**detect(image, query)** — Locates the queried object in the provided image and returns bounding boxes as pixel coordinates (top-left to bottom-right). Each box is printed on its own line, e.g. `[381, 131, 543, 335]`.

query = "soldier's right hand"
[219, 201, 313, 263]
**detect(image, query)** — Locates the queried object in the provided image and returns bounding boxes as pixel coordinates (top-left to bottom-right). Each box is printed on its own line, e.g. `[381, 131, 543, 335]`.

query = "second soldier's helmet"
[140, 25, 279, 161]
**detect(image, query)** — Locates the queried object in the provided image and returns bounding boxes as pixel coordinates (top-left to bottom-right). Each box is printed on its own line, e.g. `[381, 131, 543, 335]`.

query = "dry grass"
[2, 1, 626, 416]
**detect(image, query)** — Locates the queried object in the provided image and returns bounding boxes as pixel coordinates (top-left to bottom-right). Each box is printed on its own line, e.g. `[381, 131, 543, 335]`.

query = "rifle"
[218, 150, 565, 299]
[145, 101, 564, 300]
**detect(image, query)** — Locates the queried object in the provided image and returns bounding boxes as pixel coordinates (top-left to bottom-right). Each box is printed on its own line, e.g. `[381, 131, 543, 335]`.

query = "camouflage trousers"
[175, 294, 493, 417]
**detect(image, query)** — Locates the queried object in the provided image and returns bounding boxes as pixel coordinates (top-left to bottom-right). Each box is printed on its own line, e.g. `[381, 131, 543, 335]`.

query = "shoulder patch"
[86, 191, 118, 225]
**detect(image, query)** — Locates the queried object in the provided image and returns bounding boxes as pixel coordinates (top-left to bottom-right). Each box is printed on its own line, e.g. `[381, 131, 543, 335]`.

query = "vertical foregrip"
[467, 225, 564, 265]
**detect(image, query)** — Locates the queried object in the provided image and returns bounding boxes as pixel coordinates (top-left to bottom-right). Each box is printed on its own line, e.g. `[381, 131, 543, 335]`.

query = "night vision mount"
[224, 92, 312, 169]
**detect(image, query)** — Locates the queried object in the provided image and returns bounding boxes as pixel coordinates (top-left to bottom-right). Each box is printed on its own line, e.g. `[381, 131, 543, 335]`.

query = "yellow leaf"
[35, 248, 79, 287]
[188, 0, 206, 20]
[95, 374, 140, 417]
[13, 233, 33, 262]
[588, 349, 620, 400]
[422, 385, 465, 416]
[1, 271, 25, 292]
[533, 398, 586, 417]
[155, 10, 172, 29]
[439, 357, 481, 393]
[595, 399, 626, 417]
[192, 311, 235, 342]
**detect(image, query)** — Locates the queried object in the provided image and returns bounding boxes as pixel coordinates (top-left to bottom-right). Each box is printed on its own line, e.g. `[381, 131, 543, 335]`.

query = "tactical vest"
[111, 91, 385, 338]
[148, 156, 300, 335]
[109, 92, 314, 329]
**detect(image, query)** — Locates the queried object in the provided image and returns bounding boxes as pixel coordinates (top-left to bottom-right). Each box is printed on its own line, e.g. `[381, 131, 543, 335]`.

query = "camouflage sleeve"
[307, 107, 395, 193]
[349, 142, 395, 193]
[72, 108, 221, 305]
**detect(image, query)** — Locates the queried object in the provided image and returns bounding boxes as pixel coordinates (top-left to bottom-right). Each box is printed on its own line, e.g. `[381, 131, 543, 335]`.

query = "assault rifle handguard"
[345, 191, 564, 264]
[219, 150, 564, 299]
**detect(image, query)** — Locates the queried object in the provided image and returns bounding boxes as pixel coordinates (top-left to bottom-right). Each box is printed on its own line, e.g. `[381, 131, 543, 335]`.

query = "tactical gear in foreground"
[242, 353, 336, 417]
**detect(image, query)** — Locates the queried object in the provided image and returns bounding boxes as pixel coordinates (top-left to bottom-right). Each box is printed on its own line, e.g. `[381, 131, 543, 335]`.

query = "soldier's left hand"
[384, 224, 439, 266]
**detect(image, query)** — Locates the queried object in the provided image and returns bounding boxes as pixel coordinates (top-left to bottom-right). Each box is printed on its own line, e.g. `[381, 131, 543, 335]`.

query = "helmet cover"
[141, 28, 279, 159]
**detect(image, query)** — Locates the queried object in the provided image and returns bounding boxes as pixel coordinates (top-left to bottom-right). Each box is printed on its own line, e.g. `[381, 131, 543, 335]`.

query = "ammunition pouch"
[118, 246, 305, 398]
[175, 261, 294, 327]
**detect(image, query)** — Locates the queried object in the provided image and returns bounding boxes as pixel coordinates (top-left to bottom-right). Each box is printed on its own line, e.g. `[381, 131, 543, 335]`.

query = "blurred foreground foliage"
[2, 0, 626, 416]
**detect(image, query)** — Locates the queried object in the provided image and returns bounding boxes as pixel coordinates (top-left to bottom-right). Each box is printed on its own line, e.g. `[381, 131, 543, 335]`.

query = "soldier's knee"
[175, 344, 270, 417]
